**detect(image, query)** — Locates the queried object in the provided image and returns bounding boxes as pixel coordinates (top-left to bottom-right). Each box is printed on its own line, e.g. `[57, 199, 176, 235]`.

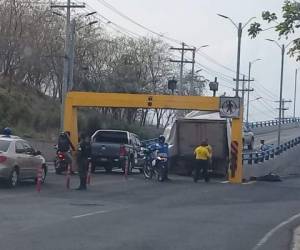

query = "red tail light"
[58, 152, 65, 160]
[119, 145, 127, 157]
[0, 155, 7, 163]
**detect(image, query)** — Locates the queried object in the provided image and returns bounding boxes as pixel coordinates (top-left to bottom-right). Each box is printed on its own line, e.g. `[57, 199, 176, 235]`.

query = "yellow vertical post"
[229, 109, 243, 183]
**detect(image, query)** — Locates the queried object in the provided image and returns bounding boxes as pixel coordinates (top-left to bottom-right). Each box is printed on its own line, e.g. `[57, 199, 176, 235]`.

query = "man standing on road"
[76, 133, 91, 190]
[193, 141, 211, 183]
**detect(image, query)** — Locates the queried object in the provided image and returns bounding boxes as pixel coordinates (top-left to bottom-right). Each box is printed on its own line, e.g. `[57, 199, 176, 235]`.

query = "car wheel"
[8, 168, 19, 188]
[128, 158, 134, 174]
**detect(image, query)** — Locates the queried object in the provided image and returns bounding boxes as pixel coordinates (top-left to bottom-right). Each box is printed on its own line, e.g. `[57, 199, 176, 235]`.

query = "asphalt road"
[253, 126, 300, 149]
[1, 171, 300, 250]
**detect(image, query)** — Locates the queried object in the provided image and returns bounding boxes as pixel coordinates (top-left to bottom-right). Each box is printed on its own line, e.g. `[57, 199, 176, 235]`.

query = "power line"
[94, 0, 182, 44]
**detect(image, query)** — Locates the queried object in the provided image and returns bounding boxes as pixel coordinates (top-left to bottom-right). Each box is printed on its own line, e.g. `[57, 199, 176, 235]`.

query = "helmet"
[3, 127, 12, 136]
[158, 135, 165, 144]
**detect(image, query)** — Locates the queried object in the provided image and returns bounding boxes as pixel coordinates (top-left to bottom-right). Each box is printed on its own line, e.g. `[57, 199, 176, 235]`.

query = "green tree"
[248, 0, 300, 60]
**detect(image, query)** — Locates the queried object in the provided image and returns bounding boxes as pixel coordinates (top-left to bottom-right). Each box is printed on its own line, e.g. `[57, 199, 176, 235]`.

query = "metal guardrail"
[248, 118, 300, 129]
[243, 136, 300, 165]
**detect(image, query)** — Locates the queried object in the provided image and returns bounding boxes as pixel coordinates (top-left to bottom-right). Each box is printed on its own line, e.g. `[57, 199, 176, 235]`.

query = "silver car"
[0, 136, 47, 187]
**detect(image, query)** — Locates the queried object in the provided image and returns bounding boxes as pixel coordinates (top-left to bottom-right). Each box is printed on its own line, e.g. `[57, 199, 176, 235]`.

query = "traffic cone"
[36, 164, 42, 192]
[86, 161, 92, 185]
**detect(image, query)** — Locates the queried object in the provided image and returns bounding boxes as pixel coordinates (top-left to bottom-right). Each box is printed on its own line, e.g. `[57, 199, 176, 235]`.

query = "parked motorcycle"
[54, 146, 68, 175]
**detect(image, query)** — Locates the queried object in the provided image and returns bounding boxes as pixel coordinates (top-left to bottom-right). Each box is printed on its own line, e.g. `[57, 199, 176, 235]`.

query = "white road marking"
[252, 212, 300, 250]
[242, 181, 257, 185]
[72, 210, 109, 219]
[292, 226, 300, 250]
[220, 181, 230, 184]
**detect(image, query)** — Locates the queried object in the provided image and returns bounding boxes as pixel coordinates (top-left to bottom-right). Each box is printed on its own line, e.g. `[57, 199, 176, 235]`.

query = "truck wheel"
[104, 166, 112, 173]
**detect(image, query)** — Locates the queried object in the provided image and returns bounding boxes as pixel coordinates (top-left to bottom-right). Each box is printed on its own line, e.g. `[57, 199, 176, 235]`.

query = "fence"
[248, 118, 300, 129]
[243, 136, 300, 165]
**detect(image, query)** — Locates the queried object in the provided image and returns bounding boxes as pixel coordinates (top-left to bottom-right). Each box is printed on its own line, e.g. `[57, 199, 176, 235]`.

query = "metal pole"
[242, 75, 245, 106]
[278, 44, 285, 146]
[179, 42, 185, 95]
[69, 19, 76, 91]
[246, 62, 251, 124]
[60, 0, 71, 131]
[191, 47, 196, 95]
[235, 23, 242, 97]
[294, 68, 298, 119]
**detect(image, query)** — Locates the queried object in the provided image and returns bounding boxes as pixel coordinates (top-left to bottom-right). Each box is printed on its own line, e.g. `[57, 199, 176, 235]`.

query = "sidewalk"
[292, 226, 300, 250]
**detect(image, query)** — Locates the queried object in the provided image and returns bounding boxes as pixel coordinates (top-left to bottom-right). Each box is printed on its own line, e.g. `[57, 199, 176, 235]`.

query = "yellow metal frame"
[64, 91, 243, 183]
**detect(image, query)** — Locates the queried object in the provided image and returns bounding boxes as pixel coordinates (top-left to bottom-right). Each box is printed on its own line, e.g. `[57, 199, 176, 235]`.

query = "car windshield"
[0, 140, 11, 152]
[94, 131, 128, 144]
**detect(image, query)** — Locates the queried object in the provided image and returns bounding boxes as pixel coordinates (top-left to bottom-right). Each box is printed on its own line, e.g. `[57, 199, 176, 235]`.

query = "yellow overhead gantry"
[64, 91, 243, 183]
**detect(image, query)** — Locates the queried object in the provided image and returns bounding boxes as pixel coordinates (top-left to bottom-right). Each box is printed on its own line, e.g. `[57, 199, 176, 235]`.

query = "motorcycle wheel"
[143, 161, 153, 179]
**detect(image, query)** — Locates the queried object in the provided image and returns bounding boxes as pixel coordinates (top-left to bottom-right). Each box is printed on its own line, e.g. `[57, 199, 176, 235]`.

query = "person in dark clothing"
[57, 131, 76, 167]
[76, 133, 91, 190]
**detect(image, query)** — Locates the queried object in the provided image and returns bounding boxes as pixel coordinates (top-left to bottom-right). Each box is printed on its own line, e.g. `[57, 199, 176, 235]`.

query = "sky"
[84, 0, 299, 121]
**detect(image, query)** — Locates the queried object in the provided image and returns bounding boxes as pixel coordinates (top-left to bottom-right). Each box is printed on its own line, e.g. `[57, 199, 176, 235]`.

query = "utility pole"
[294, 68, 298, 119]
[233, 76, 254, 106]
[170, 43, 195, 95]
[246, 59, 261, 124]
[235, 23, 242, 97]
[191, 47, 196, 94]
[276, 99, 292, 120]
[278, 44, 285, 146]
[69, 19, 76, 91]
[51, 1, 85, 131]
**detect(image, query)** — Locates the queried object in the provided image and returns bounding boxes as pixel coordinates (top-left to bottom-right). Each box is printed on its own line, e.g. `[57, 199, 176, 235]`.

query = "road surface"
[0, 172, 300, 250]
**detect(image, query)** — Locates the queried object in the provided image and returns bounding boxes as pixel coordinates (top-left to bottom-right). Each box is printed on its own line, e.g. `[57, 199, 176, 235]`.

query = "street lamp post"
[217, 14, 255, 97]
[294, 68, 299, 119]
[246, 58, 261, 124]
[266, 39, 293, 146]
[191, 45, 209, 94]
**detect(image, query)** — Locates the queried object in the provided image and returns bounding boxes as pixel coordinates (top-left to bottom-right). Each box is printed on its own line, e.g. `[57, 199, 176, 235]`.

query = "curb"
[292, 226, 300, 250]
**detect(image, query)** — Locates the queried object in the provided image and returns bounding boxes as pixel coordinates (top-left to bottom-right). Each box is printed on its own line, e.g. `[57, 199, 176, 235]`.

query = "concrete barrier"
[252, 122, 300, 135]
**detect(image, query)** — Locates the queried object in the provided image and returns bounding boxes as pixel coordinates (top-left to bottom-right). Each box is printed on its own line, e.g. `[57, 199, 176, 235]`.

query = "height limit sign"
[219, 96, 240, 118]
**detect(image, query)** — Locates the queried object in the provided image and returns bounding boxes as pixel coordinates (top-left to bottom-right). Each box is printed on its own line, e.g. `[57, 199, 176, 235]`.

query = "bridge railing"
[248, 118, 300, 129]
[243, 136, 300, 165]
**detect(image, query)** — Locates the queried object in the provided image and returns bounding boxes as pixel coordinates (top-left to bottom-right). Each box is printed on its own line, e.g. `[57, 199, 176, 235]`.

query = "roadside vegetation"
[0, 0, 205, 140]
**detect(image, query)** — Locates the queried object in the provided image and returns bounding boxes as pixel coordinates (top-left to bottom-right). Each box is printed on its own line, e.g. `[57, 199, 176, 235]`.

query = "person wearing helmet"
[157, 135, 170, 180]
[2, 127, 12, 138]
[57, 131, 75, 171]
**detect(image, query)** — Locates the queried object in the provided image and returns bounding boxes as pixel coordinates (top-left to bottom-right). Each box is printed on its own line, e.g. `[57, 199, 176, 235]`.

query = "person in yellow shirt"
[193, 141, 211, 183]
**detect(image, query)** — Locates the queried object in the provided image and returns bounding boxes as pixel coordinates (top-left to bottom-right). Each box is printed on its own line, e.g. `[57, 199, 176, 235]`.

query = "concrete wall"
[243, 144, 300, 180]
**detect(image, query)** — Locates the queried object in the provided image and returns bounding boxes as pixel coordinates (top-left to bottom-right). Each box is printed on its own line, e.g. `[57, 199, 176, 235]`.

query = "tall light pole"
[191, 45, 209, 93]
[217, 14, 255, 97]
[266, 39, 293, 146]
[294, 68, 299, 119]
[246, 58, 261, 124]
